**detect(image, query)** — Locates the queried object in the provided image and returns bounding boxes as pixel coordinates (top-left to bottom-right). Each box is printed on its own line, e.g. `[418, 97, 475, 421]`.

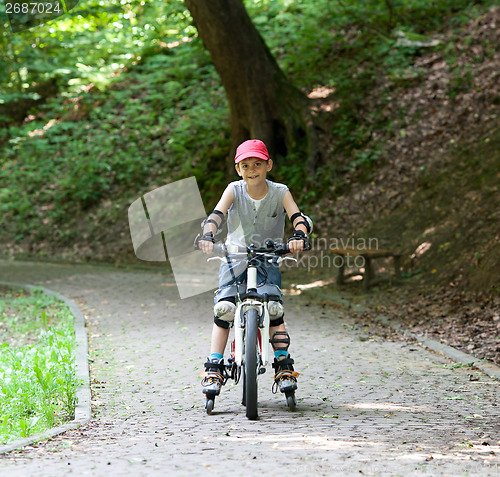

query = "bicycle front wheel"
[244, 308, 259, 420]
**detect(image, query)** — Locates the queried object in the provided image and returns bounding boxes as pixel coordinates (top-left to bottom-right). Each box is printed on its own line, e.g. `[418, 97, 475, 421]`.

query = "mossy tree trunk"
[184, 0, 320, 175]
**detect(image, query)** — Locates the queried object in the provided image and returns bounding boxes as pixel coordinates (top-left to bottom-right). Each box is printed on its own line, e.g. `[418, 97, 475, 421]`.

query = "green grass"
[0, 287, 79, 445]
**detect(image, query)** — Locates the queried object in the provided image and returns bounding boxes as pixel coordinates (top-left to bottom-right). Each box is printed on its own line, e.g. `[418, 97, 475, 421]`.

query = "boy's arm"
[199, 185, 234, 254]
[283, 190, 311, 253]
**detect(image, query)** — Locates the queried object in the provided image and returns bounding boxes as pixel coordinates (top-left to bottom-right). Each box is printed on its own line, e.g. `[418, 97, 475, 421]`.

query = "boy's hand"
[199, 232, 215, 254]
[200, 241, 214, 254]
[288, 239, 304, 254]
[287, 230, 308, 254]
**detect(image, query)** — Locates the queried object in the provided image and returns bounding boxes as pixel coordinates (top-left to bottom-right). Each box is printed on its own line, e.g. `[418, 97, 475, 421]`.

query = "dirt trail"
[0, 260, 499, 476]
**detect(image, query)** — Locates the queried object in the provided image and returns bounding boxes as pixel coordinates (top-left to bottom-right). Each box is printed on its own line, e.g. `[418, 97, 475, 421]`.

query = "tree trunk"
[184, 0, 320, 174]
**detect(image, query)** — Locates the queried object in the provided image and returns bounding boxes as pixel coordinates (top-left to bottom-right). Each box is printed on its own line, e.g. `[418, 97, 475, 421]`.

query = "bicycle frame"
[233, 266, 271, 368]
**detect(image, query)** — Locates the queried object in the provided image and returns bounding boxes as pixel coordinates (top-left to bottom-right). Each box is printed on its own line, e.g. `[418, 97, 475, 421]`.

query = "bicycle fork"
[234, 299, 270, 367]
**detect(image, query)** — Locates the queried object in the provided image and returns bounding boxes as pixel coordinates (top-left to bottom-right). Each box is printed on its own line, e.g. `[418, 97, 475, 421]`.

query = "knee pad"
[214, 300, 236, 323]
[268, 301, 284, 320]
[270, 331, 290, 352]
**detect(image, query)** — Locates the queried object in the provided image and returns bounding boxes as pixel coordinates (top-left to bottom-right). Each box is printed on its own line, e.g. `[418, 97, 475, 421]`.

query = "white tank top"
[225, 179, 288, 248]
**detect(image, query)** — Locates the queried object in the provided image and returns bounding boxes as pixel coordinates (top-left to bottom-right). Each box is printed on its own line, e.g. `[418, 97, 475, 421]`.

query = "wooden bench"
[331, 247, 402, 291]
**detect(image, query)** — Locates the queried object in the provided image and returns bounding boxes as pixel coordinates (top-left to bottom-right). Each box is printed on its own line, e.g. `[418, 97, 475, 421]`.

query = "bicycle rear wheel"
[244, 308, 259, 420]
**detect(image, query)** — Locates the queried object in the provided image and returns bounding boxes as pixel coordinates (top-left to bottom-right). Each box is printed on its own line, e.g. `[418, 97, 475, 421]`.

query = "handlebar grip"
[193, 233, 201, 250]
[277, 241, 311, 255]
[274, 243, 290, 255]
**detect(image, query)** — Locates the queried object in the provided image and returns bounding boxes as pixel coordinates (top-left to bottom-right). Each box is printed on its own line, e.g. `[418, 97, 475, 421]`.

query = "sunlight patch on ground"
[221, 432, 380, 451]
[308, 86, 335, 98]
[412, 242, 432, 259]
[343, 402, 434, 412]
[295, 278, 336, 290]
[28, 119, 58, 137]
[165, 35, 195, 49]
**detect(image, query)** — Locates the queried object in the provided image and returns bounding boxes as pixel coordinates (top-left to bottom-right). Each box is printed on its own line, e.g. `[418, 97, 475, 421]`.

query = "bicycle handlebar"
[194, 233, 311, 257]
[213, 243, 286, 257]
[206, 240, 311, 258]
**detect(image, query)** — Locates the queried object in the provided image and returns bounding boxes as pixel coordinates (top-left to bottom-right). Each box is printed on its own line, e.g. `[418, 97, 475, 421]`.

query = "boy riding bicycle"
[198, 139, 313, 401]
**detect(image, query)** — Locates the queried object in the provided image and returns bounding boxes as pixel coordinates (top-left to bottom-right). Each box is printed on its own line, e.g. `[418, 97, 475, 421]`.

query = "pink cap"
[234, 139, 270, 163]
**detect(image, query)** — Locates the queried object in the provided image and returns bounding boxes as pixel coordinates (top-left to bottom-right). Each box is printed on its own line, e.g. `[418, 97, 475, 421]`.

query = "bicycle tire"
[286, 392, 296, 412]
[241, 363, 247, 406]
[244, 308, 259, 419]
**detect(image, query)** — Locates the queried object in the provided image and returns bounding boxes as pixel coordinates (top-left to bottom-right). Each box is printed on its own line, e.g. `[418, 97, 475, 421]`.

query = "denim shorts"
[214, 258, 282, 303]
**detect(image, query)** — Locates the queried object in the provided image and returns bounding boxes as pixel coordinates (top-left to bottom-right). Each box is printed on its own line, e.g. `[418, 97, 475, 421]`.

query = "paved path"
[0, 260, 499, 476]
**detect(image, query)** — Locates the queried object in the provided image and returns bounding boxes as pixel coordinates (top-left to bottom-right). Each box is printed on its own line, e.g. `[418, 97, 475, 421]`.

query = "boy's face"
[235, 157, 273, 184]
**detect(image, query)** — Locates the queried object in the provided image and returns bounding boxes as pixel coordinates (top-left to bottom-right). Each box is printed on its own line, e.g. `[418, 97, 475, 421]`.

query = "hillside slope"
[315, 6, 499, 291]
[308, 7, 500, 365]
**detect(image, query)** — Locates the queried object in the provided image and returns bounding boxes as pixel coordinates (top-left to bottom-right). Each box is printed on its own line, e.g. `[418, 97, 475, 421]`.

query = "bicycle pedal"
[258, 367, 266, 375]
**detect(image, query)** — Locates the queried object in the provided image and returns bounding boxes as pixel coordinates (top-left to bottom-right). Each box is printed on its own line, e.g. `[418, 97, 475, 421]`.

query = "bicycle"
[196, 239, 309, 420]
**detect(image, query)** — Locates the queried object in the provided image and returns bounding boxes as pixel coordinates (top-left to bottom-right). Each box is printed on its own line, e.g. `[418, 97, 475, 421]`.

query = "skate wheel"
[206, 398, 214, 415]
[286, 393, 296, 412]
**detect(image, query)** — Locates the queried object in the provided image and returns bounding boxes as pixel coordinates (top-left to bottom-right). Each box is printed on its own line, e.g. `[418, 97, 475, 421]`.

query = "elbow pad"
[201, 209, 226, 234]
[290, 212, 313, 234]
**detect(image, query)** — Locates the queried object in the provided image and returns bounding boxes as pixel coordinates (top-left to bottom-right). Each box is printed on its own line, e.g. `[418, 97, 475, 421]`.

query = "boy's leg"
[210, 323, 230, 355]
[210, 297, 235, 355]
[201, 299, 236, 396]
[270, 322, 299, 393]
[270, 322, 287, 344]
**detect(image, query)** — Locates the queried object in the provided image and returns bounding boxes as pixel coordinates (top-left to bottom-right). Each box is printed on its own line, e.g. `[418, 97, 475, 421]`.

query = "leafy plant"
[0, 288, 80, 444]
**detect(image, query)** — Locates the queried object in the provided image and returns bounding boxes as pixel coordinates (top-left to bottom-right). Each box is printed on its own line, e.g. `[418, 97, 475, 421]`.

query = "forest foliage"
[0, 0, 496, 246]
